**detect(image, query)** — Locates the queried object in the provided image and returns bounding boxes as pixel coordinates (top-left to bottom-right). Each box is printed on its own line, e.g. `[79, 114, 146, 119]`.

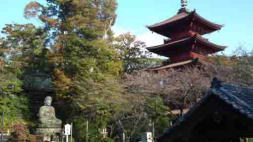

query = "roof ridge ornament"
[211, 78, 223, 89]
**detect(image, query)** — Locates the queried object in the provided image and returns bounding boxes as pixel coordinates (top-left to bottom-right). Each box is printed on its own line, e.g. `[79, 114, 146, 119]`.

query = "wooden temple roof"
[147, 34, 226, 57]
[147, 59, 197, 71]
[147, 10, 223, 37]
[146, 58, 210, 71]
[158, 79, 253, 142]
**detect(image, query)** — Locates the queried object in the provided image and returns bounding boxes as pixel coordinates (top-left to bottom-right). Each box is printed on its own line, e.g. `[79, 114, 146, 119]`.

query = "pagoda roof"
[147, 34, 226, 57]
[147, 58, 209, 71]
[148, 59, 196, 71]
[147, 10, 223, 37]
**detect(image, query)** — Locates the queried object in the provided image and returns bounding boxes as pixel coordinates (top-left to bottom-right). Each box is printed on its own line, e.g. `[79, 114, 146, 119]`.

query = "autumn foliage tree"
[124, 68, 210, 114]
[23, 0, 124, 141]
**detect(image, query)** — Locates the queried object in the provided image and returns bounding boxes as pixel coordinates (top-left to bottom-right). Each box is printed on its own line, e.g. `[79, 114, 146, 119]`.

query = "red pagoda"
[146, 0, 226, 71]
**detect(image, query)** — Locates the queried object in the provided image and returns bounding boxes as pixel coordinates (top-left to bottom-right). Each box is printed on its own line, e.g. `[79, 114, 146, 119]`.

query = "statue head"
[44, 96, 52, 106]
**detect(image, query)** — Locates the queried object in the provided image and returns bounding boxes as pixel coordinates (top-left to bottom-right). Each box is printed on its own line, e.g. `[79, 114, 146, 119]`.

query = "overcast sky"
[1, 0, 253, 55]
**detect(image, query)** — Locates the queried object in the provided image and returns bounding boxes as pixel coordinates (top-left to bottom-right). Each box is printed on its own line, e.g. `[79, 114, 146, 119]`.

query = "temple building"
[146, 0, 226, 71]
[158, 79, 253, 142]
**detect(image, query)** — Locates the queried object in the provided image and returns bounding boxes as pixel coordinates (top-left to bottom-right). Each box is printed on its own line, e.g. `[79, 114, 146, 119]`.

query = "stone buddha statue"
[36, 96, 62, 142]
[38, 96, 62, 128]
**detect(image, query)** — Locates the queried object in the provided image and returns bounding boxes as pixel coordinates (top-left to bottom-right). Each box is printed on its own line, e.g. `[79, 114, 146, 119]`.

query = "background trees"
[0, 0, 252, 142]
[113, 32, 163, 73]
[123, 50, 253, 118]
[113, 33, 147, 73]
[123, 68, 210, 115]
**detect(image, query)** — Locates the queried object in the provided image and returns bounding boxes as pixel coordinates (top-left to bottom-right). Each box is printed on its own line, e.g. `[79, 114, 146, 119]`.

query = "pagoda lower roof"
[147, 58, 208, 71]
[147, 34, 226, 57]
[148, 59, 196, 71]
[147, 10, 223, 37]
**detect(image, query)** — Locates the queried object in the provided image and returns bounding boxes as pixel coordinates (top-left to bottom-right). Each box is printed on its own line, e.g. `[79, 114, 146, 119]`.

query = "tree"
[124, 68, 210, 112]
[232, 49, 253, 86]
[0, 71, 31, 128]
[123, 48, 253, 118]
[24, 0, 124, 141]
[114, 33, 152, 73]
[106, 92, 170, 141]
[1, 24, 50, 73]
[207, 48, 253, 86]
[0, 24, 42, 130]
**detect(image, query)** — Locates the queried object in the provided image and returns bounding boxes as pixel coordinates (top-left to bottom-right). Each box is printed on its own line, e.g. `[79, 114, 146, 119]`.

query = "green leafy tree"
[0, 66, 31, 130]
[111, 95, 170, 141]
[144, 97, 170, 136]
[1, 24, 51, 74]
[0, 24, 43, 130]
[114, 33, 151, 73]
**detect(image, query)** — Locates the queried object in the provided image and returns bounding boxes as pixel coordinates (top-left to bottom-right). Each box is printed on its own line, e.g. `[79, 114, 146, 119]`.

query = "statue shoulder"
[39, 106, 55, 111]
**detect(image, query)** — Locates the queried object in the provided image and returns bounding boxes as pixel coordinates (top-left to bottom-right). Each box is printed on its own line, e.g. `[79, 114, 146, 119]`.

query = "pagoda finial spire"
[178, 0, 189, 13]
[181, 0, 188, 9]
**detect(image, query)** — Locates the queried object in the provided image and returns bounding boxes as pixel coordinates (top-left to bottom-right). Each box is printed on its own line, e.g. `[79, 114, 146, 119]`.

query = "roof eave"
[193, 12, 223, 30]
[147, 11, 192, 30]
[157, 80, 253, 142]
[195, 35, 227, 51]
[147, 36, 193, 51]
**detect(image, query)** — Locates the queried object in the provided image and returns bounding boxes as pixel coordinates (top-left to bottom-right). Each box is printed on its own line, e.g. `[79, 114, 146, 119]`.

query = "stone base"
[36, 127, 62, 142]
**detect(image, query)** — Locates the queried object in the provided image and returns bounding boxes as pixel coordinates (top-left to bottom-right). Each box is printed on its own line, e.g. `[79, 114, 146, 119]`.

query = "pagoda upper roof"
[147, 34, 226, 57]
[147, 10, 223, 37]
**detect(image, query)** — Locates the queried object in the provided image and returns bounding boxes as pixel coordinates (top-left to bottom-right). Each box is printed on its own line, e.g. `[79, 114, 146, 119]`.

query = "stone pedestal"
[36, 127, 62, 142]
